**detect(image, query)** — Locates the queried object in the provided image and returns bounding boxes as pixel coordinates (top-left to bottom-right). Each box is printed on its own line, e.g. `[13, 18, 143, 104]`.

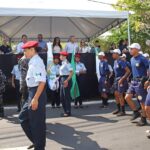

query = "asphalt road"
[0, 101, 150, 150]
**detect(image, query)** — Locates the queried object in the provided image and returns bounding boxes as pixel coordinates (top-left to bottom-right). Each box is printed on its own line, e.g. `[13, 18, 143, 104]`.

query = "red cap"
[53, 55, 60, 59]
[75, 53, 81, 58]
[60, 51, 68, 56]
[22, 41, 38, 49]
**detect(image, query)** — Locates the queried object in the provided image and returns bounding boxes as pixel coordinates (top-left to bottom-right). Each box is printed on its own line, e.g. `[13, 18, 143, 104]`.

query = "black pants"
[15, 80, 21, 111]
[19, 87, 47, 150]
[75, 75, 86, 106]
[51, 89, 60, 107]
[60, 76, 72, 115]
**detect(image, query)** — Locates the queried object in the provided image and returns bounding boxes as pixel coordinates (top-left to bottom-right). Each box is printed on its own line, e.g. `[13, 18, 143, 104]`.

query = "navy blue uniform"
[99, 60, 109, 93]
[127, 54, 149, 103]
[113, 59, 128, 93]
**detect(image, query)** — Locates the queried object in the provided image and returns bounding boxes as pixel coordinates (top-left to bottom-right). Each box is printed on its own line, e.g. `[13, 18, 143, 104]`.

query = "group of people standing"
[0, 34, 150, 149]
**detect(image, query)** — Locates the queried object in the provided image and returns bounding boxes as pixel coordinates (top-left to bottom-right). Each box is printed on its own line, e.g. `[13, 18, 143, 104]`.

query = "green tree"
[98, 0, 150, 52]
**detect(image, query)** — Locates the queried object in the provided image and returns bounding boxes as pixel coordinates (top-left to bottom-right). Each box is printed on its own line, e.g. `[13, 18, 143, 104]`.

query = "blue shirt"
[11, 64, 21, 80]
[99, 60, 109, 76]
[113, 59, 127, 78]
[125, 61, 131, 70]
[65, 42, 79, 53]
[76, 62, 87, 74]
[38, 40, 47, 50]
[131, 54, 149, 78]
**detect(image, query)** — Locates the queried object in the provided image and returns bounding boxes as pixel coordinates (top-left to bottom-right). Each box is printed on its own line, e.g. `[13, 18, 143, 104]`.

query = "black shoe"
[136, 117, 147, 126]
[79, 105, 83, 108]
[74, 105, 78, 109]
[112, 110, 120, 115]
[100, 105, 105, 108]
[130, 111, 140, 121]
[27, 144, 34, 149]
[117, 112, 126, 116]
[61, 113, 71, 117]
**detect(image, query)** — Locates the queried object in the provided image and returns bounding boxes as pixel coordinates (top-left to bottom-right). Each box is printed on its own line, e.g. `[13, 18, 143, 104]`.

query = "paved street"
[0, 101, 150, 150]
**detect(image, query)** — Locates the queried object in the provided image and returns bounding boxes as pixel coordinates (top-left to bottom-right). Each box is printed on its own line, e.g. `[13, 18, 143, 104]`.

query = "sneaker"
[117, 112, 126, 116]
[130, 111, 140, 121]
[112, 110, 120, 115]
[136, 117, 147, 126]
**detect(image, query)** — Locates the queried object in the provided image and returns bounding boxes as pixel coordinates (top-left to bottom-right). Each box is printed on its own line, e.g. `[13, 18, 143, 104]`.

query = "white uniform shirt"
[11, 64, 21, 80]
[76, 62, 87, 74]
[59, 59, 73, 76]
[50, 64, 60, 75]
[16, 42, 24, 54]
[26, 55, 46, 87]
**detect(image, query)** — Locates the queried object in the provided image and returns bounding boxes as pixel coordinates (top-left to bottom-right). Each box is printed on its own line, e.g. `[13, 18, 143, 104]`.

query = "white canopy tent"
[0, 0, 129, 41]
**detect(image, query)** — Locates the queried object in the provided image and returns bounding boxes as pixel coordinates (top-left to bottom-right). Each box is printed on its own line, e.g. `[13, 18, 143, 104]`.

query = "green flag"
[70, 52, 80, 100]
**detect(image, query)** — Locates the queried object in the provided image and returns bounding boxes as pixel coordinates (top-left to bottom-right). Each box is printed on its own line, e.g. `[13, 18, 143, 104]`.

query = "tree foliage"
[98, 0, 150, 52]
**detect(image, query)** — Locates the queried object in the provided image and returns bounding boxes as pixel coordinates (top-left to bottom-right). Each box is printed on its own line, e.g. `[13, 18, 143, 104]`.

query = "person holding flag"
[59, 51, 73, 117]
[74, 53, 87, 108]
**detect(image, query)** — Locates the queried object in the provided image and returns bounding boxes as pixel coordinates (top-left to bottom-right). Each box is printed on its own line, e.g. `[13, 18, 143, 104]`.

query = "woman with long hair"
[52, 37, 62, 53]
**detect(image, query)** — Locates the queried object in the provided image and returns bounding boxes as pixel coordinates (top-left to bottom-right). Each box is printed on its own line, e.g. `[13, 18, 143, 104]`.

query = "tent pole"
[127, 11, 131, 46]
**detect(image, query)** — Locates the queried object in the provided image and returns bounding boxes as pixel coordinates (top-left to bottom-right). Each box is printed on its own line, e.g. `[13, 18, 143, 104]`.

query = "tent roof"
[0, 0, 128, 41]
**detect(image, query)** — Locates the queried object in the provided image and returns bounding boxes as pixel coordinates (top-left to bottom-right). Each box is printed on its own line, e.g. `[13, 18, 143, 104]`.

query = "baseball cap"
[98, 52, 105, 56]
[129, 43, 141, 50]
[143, 53, 149, 58]
[112, 49, 121, 55]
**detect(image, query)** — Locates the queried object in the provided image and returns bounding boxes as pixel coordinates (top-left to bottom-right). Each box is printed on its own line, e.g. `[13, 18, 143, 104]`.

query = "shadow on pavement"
[46, 123, 109, 150]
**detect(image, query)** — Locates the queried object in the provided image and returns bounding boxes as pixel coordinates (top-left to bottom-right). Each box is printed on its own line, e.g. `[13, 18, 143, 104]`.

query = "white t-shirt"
[53, 46, 61, 53]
